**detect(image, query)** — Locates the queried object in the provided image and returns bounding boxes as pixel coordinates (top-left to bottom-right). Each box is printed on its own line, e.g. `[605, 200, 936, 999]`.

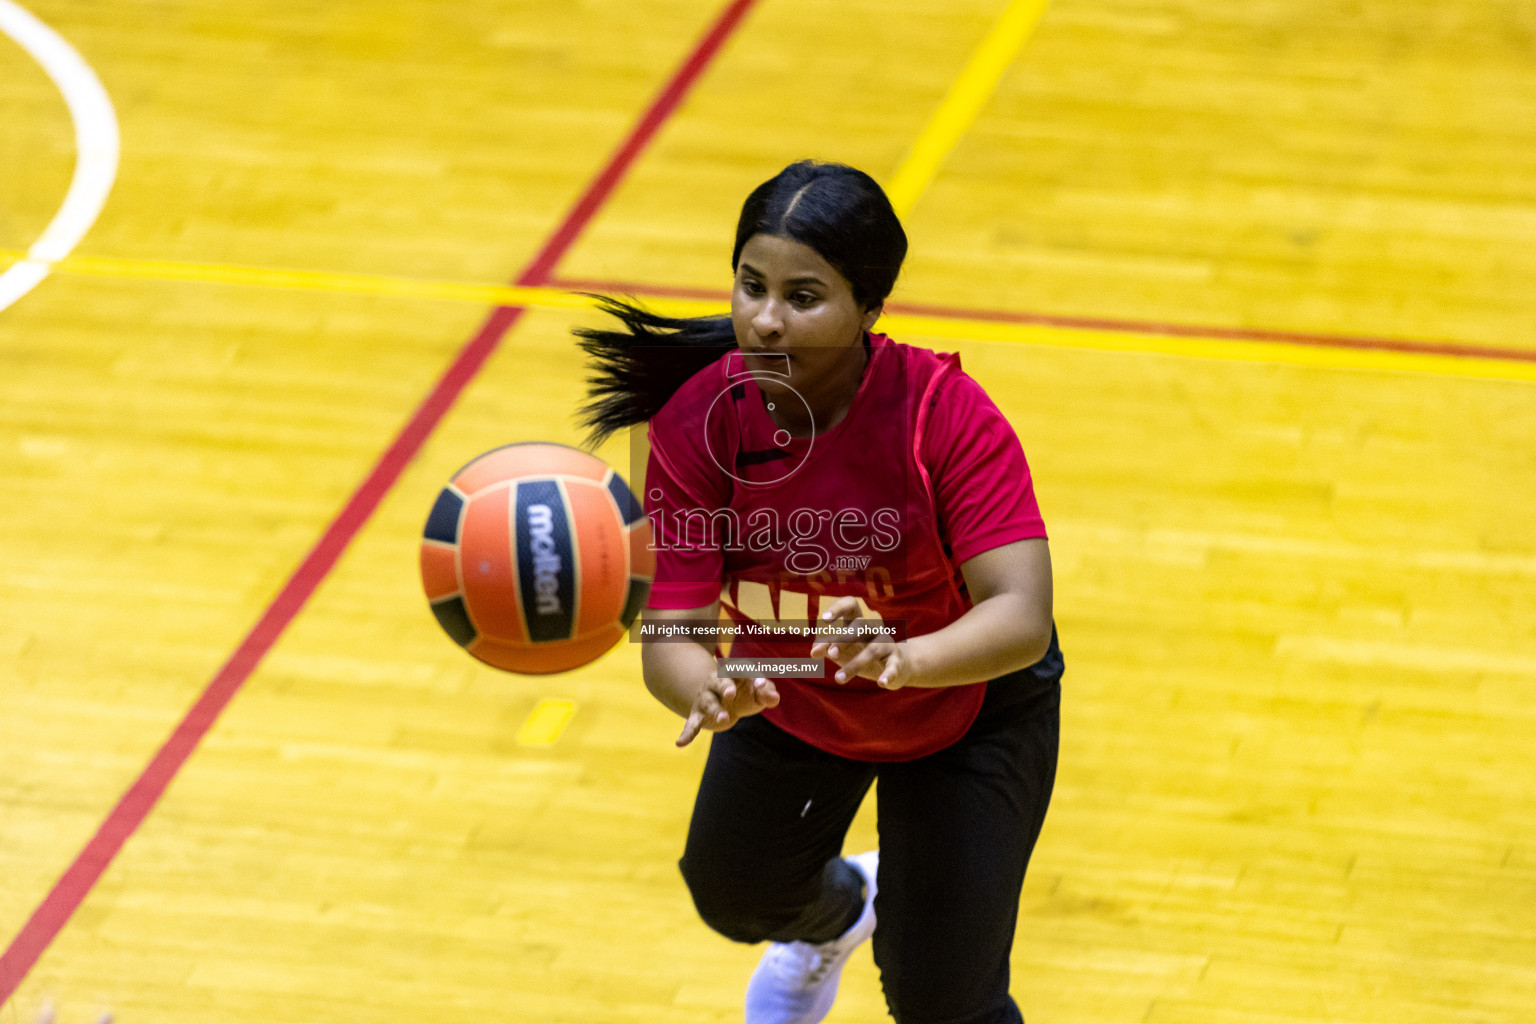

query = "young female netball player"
[577, 160, 1064, 1024]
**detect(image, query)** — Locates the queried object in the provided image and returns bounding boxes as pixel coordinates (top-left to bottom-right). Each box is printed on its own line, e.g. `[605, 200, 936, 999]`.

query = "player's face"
[732, 233, 881, 401]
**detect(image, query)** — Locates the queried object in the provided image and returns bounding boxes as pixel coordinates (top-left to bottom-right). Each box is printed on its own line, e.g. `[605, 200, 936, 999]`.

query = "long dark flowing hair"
[576, 160, 908, 446]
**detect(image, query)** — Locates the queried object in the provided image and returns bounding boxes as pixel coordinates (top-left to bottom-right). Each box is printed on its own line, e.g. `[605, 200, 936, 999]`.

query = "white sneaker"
[744, 851, 879, 1024]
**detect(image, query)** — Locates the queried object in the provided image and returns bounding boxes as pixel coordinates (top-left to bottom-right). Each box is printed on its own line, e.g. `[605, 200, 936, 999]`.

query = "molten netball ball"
[419, 442, 654, 674]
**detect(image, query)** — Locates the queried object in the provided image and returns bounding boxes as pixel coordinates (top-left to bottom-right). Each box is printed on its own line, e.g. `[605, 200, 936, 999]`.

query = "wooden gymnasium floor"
[3, 0, 1535, 1021]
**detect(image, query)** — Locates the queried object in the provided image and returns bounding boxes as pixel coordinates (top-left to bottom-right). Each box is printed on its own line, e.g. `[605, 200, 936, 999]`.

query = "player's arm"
[641, 602, 779, 746]
[815, 538, 1053, 689]
[909, 537, 1053, 685]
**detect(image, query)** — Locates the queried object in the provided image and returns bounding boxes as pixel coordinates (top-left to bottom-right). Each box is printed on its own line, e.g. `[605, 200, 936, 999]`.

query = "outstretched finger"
[750, 677, 780, 708]
[835, 643, 889, 683]
[811, 599, 861, 656]
[677, 688, 723, 747]
[720, 678, 758, 715]
[819, 596, 861, 622]
[826, 631, 872, 668]
[676, 708, 705, 747]
[813, 597, 861, 645]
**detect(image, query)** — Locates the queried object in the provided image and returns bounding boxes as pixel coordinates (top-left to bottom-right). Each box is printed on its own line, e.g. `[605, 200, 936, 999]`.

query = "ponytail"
[575, 295, 736, 448]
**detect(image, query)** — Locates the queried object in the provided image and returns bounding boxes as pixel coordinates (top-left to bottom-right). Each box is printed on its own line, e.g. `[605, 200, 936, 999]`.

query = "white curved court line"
[0, 0, 119, 313]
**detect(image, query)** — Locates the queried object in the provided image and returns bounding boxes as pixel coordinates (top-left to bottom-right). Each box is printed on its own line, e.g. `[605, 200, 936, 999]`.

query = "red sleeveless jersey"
[645, 333, 1046, 760]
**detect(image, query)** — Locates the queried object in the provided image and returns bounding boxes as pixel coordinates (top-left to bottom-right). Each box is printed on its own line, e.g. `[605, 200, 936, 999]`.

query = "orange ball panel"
[628, 520, 656, 579]
[424, 443, 649, 674]
[469, 624, 625, 675]
[458, 484, 529, 644]
[419, 542, 460, 601]
[566, 479, 628, 635]
[453, 442, 608, 496]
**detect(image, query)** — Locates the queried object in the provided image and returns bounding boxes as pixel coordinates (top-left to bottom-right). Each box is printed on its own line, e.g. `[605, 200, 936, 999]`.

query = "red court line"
[550, 274, 1536, 365]
[0, 0, 758, 1005]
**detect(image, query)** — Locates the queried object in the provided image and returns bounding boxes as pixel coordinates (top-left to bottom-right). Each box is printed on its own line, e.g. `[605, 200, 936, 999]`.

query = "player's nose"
[751, 297, 785, 338]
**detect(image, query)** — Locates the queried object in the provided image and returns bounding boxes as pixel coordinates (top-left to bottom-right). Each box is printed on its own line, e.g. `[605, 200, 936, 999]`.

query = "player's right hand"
[676, 676, 779, 747]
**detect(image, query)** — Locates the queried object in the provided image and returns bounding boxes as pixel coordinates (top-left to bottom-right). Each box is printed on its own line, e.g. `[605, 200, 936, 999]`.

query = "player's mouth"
[742, 349, 792, 376]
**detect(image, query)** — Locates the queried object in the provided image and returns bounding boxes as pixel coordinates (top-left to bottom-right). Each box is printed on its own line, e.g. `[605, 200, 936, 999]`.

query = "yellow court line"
[878, 311, 1536, 384]
[884, 0, 1053, 217]
[0, 249, 726, 318]
[51, 252, 588, 310]
[515, 698, 579, 747]
[4, 249, 1535, 383]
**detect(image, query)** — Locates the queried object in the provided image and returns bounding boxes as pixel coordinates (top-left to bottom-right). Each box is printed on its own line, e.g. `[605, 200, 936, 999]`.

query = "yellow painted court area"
[2, 0, 1535, 1022]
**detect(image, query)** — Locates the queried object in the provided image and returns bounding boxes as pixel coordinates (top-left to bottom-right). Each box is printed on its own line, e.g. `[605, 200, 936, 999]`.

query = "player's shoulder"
[872, 333, 965, 401]
[876, 332, 952, 371]
[929, 364, 997, 409]
[880, 335, 992, 415]
[914, 351, 1015, 458]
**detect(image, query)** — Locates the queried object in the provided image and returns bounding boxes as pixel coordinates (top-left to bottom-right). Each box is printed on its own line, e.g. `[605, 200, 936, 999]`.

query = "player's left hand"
[809, 597, 916, 690]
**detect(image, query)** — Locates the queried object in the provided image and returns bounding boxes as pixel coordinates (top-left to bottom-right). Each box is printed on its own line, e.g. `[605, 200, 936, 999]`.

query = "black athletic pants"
[678, 633, 1063, 1024]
